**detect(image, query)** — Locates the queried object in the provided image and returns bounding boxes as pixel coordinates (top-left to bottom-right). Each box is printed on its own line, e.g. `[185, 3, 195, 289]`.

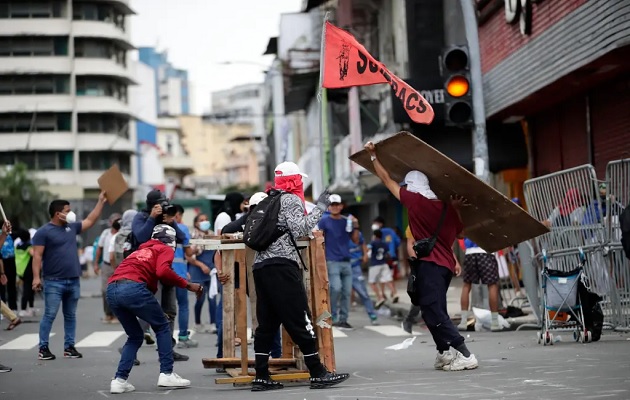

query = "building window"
[79, 151, 130, 174]
[0, 112, 71, 132]
[77, 113, 129, 138]
[76, 77, 128, 102]
[0, 75, 70, 95]
[0, 1, 66, 18]
[6, 151, 74, 170]
[72, 2, 125, 31]
[74, 38, 126, 67]
[0, 36, 69, 56]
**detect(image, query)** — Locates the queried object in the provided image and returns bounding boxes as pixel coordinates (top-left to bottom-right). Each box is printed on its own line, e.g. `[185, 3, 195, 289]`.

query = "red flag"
[322, 21, 434, 125]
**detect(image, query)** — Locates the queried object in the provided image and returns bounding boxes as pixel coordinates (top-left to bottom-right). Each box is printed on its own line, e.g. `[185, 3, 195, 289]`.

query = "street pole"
[459, 0, 490, 184]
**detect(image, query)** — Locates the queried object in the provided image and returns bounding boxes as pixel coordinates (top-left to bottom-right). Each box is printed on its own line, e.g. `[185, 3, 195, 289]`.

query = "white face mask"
[199, 220, 211, 232]
[371, 223, 380, 231]
[64, 211, 77, 224]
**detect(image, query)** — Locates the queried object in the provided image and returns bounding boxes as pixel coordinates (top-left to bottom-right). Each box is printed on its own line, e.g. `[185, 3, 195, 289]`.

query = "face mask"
[199, 221, 211, 232]
[64, 211, 77, 224]
[371, 223, 380, 231]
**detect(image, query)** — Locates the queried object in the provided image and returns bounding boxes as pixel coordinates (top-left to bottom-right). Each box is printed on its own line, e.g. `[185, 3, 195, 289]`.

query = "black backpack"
[243, 189, 287, 251]
[620, 202, 630, 260]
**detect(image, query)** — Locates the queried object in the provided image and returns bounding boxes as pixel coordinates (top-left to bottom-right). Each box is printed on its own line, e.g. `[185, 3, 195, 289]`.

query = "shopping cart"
[537, 249, 593, 345]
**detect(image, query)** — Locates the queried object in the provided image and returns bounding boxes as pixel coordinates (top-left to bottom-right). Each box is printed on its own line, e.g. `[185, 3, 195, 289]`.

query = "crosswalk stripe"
[0, 333, 55, 350]
[76, 331, 126, 348]
[332, 328, 348, 338]
[364, 325, 421, 337]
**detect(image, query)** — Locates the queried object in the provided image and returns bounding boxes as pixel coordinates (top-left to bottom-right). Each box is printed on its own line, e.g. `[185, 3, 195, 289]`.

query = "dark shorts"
[463, 253, 499, 285]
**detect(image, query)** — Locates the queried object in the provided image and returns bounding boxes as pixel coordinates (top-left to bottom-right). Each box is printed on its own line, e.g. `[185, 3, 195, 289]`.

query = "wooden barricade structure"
[189, 231, 335, 385]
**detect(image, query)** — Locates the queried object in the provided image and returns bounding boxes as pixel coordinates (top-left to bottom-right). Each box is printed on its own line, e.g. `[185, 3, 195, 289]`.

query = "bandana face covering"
[274, 175, 306, 206]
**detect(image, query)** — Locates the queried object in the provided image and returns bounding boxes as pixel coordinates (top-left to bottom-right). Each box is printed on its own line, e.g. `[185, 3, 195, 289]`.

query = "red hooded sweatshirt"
[108, 239, 188, 293]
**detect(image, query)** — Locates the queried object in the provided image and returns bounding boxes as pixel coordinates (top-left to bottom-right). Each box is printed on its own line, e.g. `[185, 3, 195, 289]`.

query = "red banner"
[322, 21, 434, 125]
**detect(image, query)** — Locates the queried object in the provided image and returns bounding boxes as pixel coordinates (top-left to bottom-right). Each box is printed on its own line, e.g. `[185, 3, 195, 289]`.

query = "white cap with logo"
[329, 194, 342, 204]
[274, 161, 308, 178]
[249, 192, 268, 206]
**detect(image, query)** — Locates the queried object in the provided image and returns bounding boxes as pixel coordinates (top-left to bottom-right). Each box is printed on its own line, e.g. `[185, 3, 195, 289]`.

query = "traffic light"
[441, 45, 473, 126]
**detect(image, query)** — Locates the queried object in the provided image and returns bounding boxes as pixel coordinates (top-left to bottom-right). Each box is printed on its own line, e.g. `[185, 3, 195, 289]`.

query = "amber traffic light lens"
[446, 75, 470, 97]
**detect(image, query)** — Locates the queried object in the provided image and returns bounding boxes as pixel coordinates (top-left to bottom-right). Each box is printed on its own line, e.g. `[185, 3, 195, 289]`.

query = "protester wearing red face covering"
[250, 161, 350, 392]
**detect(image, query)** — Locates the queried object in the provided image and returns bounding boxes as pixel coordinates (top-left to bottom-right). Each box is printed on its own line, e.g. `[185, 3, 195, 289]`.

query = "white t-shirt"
[214, 212, 232, 235]
[98, 229, 115, 264]
[108, 232, 118, 256]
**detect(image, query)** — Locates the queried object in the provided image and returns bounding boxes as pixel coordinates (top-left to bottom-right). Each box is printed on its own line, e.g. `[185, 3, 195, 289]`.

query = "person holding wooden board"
[364, 141, 479, 372]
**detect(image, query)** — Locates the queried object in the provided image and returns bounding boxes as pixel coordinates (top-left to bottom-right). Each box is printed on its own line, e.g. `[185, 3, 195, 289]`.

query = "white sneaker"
[110, 378, 135, 394]
[490, 321, 502, 332]
[434, 350, 454, 370]
[443, 352, 478, 371]
[158, 372, 191, 388]
[18, 309, 33, 318]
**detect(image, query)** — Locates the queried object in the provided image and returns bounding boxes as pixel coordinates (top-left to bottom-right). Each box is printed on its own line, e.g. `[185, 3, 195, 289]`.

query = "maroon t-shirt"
[400, 187, 463, 273]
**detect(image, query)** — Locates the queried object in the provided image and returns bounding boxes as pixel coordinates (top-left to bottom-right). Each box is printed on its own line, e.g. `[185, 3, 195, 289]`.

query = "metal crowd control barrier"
[522, 162, 630, 332]
[604, 159, 630, 331]
[189, 231, 336, 385]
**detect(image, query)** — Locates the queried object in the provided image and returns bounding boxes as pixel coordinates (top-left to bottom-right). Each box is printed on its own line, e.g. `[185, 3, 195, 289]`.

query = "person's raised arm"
[284, 192, 330, 238]
[364, 141, 400, 200]
[132, 210, 159, 243]
[82, 191, 107, 232]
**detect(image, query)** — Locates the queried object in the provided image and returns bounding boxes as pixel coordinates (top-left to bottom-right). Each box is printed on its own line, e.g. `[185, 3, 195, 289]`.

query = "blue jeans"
[194, 280, 216, 325]
[351, 264, 377, 319]
[216, 283, 281, 358]
[39, 278, 80, 349]
[107, 282, 174, 380]
[175, 287, 189, 338]
[327, 261, 353, 323]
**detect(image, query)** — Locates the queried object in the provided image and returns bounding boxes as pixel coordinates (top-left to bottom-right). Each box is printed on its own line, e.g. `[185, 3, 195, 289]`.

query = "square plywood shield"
[97, 164, 129, 205]
[349, 131, 548, 253]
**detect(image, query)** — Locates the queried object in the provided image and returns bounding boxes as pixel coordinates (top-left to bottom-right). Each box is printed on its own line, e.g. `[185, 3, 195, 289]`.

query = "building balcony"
[161, 154, 195, 176]
[75, 96, 132, 116]
[76, 133, 135, 152]
[74, 58, 136, 84]
[0, 94, 73, 113]
[72, 20, 133, 50]
[1, 132, 74, 151]
[0, 19, 70, 36]
[0, 56, 72, 75]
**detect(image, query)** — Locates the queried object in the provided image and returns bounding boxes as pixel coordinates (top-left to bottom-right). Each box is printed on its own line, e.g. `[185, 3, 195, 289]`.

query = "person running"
[32, 194, 107, 360]
[368, 229, 398, 308]
[107, 224, 203, 394]
[365, 141, 478, 371]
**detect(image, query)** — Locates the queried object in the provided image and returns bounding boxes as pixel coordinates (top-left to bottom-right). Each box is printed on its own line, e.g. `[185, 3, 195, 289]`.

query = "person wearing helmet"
[106, 224, 203, 394]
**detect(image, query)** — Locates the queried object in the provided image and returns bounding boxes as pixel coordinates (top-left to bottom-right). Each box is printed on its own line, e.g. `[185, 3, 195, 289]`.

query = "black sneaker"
[173, 351, 189, 362]
[0, 364, 12, 373]
[117, 347, 140, 365]
[310, 371, 350, 389]
[64, 346, 83, 359]
[38, 346, 56, 360]
[251, 377, 284, 392]
[144, 333, 155, 345]
[336, 321, 353, 330]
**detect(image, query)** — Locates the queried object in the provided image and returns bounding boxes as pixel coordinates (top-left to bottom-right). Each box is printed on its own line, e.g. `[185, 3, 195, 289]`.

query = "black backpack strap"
[287, 229, 309, 271]
[431, 201, 448, 241]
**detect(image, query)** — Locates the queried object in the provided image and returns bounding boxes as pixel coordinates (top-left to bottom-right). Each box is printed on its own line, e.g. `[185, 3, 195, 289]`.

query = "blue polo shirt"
[318, 216, 352, 262]
[32, 222, 82, 279]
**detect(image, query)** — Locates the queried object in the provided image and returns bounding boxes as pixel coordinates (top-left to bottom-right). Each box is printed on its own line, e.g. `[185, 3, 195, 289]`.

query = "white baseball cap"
[274, 161, 308, 178]
[329, 194, 342, 204]
[249, 192, 268, 206]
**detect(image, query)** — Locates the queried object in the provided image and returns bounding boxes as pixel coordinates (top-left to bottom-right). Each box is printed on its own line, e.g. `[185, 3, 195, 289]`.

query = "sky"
[129, 0, 303, 115]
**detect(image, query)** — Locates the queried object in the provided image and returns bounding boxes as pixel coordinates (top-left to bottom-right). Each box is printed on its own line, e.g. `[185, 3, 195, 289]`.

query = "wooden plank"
[245, 248, 258, 332]
[222, 250, 236, 358]
[309, 232, 336, 371]
[235, 248, 249, 375]
[202, 357, 298, 368]
[216, 372, 310, 385]
[349, 132, 549, 253]
[281, 327, 295, 359]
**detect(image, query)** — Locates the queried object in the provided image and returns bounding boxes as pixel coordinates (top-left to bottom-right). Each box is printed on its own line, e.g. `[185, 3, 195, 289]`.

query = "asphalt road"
[1, 278, 629, 400]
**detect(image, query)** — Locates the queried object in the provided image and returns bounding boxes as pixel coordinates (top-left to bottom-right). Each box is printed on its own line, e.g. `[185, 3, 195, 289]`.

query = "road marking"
[332, 328, 348, 338]
[76, 331, 126, 348]
[364, 325, 421, 336]
[0, 333, 55, 350]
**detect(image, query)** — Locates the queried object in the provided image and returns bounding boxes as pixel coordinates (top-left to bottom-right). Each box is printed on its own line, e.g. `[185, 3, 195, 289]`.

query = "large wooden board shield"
[349, 131, 548, 253]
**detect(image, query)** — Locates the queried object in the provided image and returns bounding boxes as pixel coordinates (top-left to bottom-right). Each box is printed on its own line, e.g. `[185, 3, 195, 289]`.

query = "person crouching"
[106, 224, 203, 394]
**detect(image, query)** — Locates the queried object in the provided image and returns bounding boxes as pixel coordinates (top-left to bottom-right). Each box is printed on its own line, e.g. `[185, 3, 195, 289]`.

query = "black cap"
[146, 190, 167, 208]
[151, 224, 177, 249]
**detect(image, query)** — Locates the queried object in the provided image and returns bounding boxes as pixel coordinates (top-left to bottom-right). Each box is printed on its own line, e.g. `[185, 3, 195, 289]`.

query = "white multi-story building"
[0, 0, 137, 206]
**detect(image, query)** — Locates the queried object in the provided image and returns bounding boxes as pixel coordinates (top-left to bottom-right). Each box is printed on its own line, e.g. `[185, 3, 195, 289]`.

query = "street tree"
[0, 163, 55, 229]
